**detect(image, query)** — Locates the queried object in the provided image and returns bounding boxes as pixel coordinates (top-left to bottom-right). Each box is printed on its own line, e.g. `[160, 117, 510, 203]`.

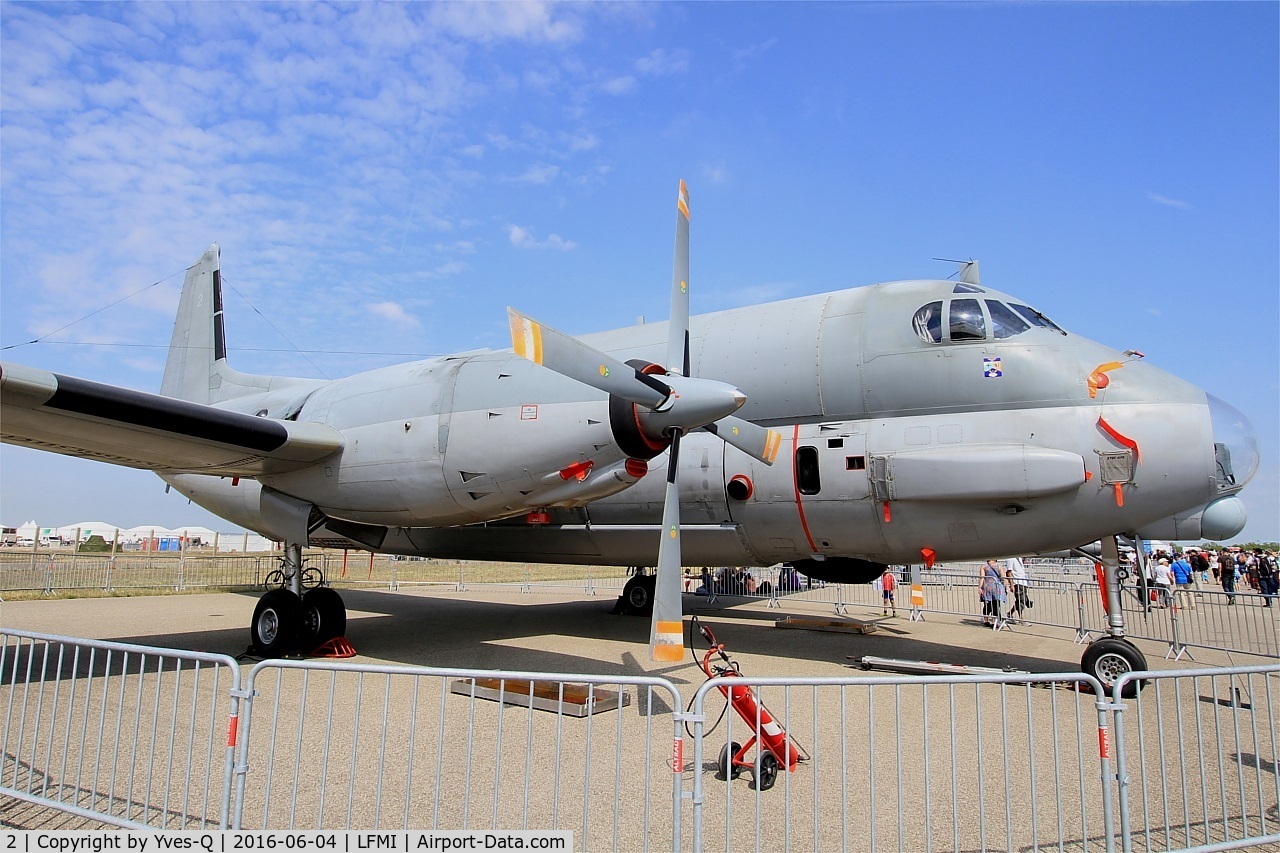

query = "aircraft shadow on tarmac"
[75, 587, 1096, 687]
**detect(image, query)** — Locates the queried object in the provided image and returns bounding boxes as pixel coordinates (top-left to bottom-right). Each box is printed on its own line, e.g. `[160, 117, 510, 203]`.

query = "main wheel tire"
[302, 587, 347, 647]
[251, 589, 304, 657]
[717, 741, 742, 780]
[622, 574, 656, 616]
[753, 752, 780, 791]
[1082, 638, 1147, 698]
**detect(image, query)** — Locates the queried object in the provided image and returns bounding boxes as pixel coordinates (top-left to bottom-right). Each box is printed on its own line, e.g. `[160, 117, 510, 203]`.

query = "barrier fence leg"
[1109, 685, 1134, 853]
[686, 702, 706, 853]
[1074, 586, 1093, 644]
[1096, 692, 1121, 853]
[1165, 606, 1193, 661]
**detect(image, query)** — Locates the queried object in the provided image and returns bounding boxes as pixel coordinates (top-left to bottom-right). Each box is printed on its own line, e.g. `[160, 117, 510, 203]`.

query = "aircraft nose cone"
[1207, 394, 1260, 490]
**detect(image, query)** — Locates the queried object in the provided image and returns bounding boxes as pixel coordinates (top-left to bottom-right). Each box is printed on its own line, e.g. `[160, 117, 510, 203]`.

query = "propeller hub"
[640, 373, 747, 437]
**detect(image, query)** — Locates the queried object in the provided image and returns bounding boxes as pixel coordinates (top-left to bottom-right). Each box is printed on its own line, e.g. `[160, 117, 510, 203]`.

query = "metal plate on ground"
[774, 615, 878, 634]
[450, 677, 631, 716]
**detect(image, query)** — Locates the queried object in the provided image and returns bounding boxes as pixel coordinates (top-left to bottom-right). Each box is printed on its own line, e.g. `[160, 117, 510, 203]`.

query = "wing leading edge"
[1, 362, 342, 476]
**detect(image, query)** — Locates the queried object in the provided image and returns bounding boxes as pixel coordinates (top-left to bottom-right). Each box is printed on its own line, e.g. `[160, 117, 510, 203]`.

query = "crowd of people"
[971, 546, 1278, 627]
[1145, 546, 1278, 608]
[678, 546, 1277, 621]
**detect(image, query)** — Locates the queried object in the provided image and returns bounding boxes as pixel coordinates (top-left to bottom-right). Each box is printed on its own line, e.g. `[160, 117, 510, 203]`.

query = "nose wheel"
[1082, 637, 1146, 698]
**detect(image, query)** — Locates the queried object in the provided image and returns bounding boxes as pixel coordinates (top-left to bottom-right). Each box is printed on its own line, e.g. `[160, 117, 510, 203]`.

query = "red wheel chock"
[311, 637, 357, 658]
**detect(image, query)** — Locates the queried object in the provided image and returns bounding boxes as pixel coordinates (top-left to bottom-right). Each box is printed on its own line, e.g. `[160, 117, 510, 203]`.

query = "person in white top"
[1152, 558, 1175, 608]
[1005, 557, 1030, 624]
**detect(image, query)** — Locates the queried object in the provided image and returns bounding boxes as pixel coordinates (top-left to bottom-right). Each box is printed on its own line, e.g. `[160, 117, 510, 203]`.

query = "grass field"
[0, 548, 635, 599]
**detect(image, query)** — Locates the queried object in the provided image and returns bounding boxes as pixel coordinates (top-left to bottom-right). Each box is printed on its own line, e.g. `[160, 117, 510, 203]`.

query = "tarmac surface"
[1, 587, 1276, 849]
[0, 582, 1253, 676]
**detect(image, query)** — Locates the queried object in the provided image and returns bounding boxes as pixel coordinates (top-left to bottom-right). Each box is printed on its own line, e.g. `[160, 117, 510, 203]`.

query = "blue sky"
[2, 1, 1276, 543]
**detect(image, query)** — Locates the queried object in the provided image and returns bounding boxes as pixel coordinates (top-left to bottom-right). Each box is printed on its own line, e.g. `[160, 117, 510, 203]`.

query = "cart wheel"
[717, 742, 742, 780]
[753, 752, 780, 791]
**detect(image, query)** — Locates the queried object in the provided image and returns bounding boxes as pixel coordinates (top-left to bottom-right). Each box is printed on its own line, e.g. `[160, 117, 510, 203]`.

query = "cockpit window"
[952, 282, 984, 294]
[948, 299, 986, 341]
[1010, 303, 1067, 335]
[986, 300, 1031, 339]
[912, 301, 943, 343]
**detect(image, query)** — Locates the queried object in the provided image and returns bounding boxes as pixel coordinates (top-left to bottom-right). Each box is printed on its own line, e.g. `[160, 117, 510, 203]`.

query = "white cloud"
[636, 48, 689, 77]
[507, 164, 561, 185]
[701, 163, 729, 185]
[429, 2, 583, 44]
[367, 301, 420, 327]
[508, 225, 575, 251]
[600, 76, 636, 96]
[1145, 191, 1191, 210]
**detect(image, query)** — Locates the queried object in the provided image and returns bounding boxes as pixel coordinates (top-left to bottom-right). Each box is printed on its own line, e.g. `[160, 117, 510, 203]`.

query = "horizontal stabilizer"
[1, 361, 343, 476]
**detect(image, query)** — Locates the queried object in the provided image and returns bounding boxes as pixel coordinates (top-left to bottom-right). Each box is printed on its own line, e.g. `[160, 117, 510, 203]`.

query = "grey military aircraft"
[0, 182, 1260, 689]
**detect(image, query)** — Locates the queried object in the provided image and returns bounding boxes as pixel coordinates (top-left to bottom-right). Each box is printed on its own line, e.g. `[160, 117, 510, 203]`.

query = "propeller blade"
[703, 415, 784, 466]
[649, 431, 686, 662]
[508, 308, 671, 410]
[666, 179, 691, 378]
[650, 180, 694, 664]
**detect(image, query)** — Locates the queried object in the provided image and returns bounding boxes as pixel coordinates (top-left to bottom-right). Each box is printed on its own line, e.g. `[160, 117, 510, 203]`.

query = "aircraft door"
[728, 426, 886, 564]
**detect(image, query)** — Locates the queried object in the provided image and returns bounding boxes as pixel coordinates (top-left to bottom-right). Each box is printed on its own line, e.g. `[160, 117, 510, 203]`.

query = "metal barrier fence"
[690, 671, 1116, 853]
[232, 659, 685, 851]
[0, 629, 242, 829]
[791, 570, 1280, 662]
[0, 550, 633, 595]
[1, 628, 1277, 850]
[1111, 665, 1280, 852]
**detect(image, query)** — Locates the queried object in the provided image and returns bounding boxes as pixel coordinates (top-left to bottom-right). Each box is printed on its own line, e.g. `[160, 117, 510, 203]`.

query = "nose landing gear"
[1079, 534, 1148, 697]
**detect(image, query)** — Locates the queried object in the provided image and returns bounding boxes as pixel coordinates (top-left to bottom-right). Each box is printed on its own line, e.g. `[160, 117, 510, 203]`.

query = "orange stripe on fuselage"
[791, 425, 818, 553]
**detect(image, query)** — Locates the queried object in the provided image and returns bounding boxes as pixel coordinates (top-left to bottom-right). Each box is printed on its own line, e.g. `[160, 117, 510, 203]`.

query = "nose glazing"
[1207, 394, 1260, 491]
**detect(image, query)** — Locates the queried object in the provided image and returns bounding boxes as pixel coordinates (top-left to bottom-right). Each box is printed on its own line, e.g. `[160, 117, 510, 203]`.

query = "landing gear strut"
[249, 542, 348, 656]
[1077, 534, 1147, 697]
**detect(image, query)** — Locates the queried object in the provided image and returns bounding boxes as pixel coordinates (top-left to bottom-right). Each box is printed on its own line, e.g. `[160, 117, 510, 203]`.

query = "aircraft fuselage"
[163, 277, 1255, 574]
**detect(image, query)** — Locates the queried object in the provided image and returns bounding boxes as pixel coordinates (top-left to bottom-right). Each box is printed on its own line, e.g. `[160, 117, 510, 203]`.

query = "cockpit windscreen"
[912, 297, 1067, 344]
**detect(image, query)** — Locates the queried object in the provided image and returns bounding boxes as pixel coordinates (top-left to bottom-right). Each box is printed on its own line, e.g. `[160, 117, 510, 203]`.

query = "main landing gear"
[249, 543, 348, 657]
[618, 570, 657, 616]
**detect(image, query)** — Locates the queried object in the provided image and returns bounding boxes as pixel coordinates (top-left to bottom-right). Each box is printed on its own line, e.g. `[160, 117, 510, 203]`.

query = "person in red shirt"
[880, 567, 898, 617]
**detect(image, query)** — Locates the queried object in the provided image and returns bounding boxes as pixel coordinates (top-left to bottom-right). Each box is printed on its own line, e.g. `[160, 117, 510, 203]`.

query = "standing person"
[979, 559, 1006, 627]
[1170, 552, 1195, 610]
[1219, 550, 1237, 604]
[1152, 558, 1174, 608]
[1254, 549, 1277, 606]
[1005, 556, 1030, 624]
[880, 566, 898, 617]
[1235, 549, 1254, 593]
[1188, 548, 1210, 587]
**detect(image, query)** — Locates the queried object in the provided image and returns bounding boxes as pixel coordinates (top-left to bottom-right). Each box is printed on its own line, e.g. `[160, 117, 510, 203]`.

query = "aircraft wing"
[0, 362, 343, 476]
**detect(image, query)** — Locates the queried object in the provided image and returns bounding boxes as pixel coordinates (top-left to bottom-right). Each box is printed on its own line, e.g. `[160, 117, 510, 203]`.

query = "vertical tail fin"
[161, 244, 224, 403]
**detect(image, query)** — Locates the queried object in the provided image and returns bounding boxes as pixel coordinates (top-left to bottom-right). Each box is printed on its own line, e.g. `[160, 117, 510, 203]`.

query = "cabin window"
[1010, 303, 1067, 335]
[912, 301, 943, 343]
[986, 300, 1031, 339]
[846, 455, 866, 471]
[948, 299, 986, 341]
[796, 446, 821, 495]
